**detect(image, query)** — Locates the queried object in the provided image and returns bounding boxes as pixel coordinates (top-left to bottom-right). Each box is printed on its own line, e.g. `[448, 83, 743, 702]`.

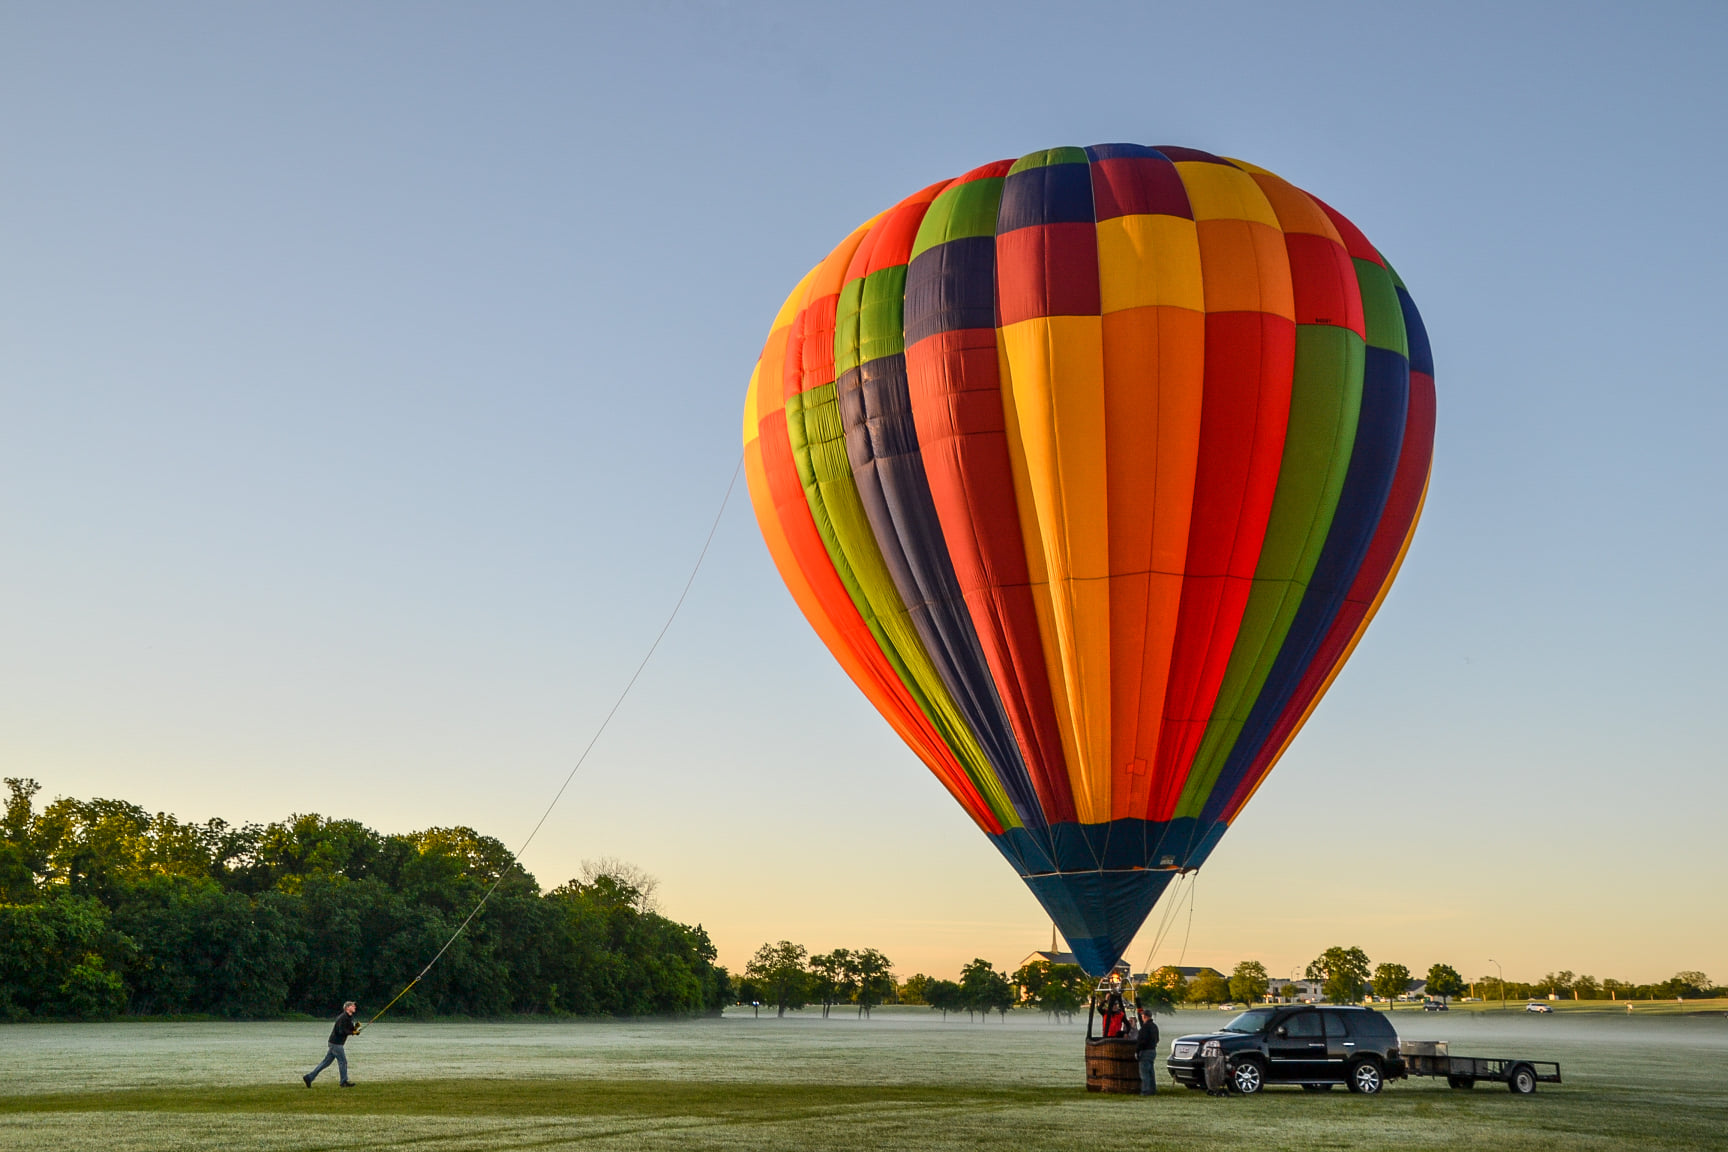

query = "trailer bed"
[1400, 1042, 1560, 1092]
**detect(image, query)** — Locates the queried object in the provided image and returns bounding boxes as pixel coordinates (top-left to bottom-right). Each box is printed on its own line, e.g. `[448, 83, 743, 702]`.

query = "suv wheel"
[1346, 1059, 1384, 1095]
[1229, 1059, 1264, 1095]
[1508, 1064, 1537, 1094]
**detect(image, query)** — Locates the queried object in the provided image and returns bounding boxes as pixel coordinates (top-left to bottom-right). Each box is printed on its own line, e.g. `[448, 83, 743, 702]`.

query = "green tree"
[745, 941, 809, 1018]
[1016, 961, 1087, 1022]
[0, 784, 734, 1022]
[59, 953, 126, 1020]
[0, 778, 45, 902]
[0, 893, 133, 1019]
[1665, 971, 1711, 999]
[960, 958, 1014, 1021]
[1014, 960, 1050, 1003]
[1425, 963, 1464, 1005]
[926, 978, 964, 1021]
[1134, 978, 1177, 1015]
[849, 949, 894, 1018]
[1372, 962, 1411, 1005]
[1535, 970, 1574, 999]
[807, 949, 848, 1018]
[1146, 965, 1188, 1005]
[1307, 946, 1371, 1004]
[1229, 961, 1270, 1004]
[898, 973, 931, 1005]
[1186, 971, 1230, 1004]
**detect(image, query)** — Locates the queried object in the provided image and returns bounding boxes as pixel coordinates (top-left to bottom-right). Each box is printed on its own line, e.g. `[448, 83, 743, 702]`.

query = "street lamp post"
[1488, 959, 1505, 1013]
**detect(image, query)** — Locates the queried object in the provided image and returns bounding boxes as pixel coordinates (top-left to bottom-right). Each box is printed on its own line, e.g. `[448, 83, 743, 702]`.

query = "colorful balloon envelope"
[742, 145, 1435, 976]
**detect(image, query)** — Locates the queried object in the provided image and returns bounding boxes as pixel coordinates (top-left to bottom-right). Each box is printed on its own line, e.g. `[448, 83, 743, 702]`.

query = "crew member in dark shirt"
[303, 1000, 361, 1087]
[1135, 1007, 1161, 1094]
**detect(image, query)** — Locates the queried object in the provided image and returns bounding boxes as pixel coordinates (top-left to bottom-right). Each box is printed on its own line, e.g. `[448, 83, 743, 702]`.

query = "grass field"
[10, 1007, 1727, 1151]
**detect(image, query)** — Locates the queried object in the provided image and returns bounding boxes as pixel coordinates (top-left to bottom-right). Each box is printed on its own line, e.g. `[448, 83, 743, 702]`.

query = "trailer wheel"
[1447, 1075, 1476, 1090]
[1346, 1059, 1384, 1095]
[1508, 1064, 1538, 1094]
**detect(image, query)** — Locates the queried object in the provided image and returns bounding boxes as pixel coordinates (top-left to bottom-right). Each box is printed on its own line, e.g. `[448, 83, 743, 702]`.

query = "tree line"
[0, 779, 731, 1020]
[1147, 947, 1722, 1007]
[739, 942, 1025, 1021]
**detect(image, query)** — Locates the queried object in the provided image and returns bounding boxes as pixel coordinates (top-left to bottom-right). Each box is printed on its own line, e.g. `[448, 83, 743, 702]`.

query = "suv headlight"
[1201, 1040, 1221, 1056]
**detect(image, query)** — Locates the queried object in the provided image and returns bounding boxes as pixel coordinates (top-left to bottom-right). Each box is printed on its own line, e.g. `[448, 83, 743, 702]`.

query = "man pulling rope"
[303, 1000, 361, 1088]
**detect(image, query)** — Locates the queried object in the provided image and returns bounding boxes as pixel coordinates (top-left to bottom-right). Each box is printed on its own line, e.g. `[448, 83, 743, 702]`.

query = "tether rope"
[363, 453, 744, 1030]
[1138, 871, 1196, 981]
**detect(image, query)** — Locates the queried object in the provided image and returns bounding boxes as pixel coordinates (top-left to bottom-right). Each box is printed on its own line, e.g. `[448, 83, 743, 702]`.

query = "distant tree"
[1016, 961, 1087, 1022]
[1665, 971, 1712, 999]
[1372, 963, 1411, 1005]
[1229, 961, 1270, 1004]
[1146, 965, 1189, 1005]
[1186, 971, 1230, 1004]
[1572, 974, 1600, 1000]
[1307, 946, 1371, 1004]
[926, 978, 964, 1021]
[960, 958, 1014, 1021]
[577, 858, 659, 914]
[808, 949, 849, 1018]
[898, 973, 932, 1005]
[1535, 970, 1574, 999]
[1425, 963, 1464, 1005]
[744, 941, 809, 1018]
[850, 949, 894, 1018]
[1134, 979, 1177, 1016]
[0, 778, 43, 903]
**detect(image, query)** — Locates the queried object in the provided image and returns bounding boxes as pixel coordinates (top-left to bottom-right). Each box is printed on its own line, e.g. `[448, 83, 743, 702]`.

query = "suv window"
[1349, 1011, 1395, 1038]
[1283, 1012, 1322, 1038]
[1323, 1012, 1350, 1038]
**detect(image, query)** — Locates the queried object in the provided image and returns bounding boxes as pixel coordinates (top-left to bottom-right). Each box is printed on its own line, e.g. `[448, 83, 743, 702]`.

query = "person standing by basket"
[1135, 1007, 1160, 1095]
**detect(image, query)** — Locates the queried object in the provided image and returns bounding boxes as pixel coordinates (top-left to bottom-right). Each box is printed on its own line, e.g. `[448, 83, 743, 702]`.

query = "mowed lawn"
[9, 1007, 1727, 1151]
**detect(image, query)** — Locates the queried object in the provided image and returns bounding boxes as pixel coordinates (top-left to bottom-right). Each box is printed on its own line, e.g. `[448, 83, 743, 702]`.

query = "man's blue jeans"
[308, 1043, 349, 1084]
[1138, 1051, 1159, 1094]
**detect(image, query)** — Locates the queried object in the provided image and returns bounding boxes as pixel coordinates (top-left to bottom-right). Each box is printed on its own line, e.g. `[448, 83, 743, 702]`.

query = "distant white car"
[1525, 1002, 1553, 1014]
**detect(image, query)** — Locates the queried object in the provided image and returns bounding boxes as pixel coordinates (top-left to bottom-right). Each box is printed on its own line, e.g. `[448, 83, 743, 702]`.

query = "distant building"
[1270, 978, 1323, 1002]
[1019, 949, 1080, 971]
[1016, 951, 1145, 983]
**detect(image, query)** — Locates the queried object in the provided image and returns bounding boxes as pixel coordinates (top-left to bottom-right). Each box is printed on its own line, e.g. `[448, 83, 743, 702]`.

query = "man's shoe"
[302, 1074, 312, 1088]
[340, 1082, 355, 1088]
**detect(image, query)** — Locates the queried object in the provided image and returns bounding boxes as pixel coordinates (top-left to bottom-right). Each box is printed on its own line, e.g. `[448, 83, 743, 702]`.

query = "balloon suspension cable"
[1139, 871, 1197, 979]
[364, 453, 744, 1031]
[1175, 873, 1196, 971]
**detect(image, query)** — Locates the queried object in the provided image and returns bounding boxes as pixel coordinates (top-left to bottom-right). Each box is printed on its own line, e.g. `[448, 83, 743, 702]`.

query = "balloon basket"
[1085, 1037, 1140, 1093]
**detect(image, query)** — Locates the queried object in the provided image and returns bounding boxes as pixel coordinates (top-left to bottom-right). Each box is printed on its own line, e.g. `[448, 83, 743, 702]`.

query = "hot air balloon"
[742, 145, 1435, 976]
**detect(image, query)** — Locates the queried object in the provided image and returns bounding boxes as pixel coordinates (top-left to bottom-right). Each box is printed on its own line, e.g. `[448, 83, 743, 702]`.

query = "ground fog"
[7, 1007, 1726, 1151]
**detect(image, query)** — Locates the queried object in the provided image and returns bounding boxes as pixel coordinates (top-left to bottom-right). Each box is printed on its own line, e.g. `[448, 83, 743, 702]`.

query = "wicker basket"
[1085, 1037, 1142, 1094]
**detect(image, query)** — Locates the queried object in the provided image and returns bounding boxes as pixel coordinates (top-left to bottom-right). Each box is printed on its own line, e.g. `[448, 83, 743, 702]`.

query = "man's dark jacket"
[1136, 1017, 1160, 1054]
[329, 1013, 360, 1046]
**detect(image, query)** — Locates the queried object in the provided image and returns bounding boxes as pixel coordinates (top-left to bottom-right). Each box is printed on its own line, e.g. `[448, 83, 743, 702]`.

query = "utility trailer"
[1398, 1040, 1561, 1094]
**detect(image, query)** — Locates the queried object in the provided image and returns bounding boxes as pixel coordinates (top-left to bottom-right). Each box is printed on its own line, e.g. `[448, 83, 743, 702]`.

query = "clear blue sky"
[3, 1, 1723, 986]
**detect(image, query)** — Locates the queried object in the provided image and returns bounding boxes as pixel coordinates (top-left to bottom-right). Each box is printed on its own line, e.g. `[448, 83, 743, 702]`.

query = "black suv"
[1165, 1006, 1405, 1095]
